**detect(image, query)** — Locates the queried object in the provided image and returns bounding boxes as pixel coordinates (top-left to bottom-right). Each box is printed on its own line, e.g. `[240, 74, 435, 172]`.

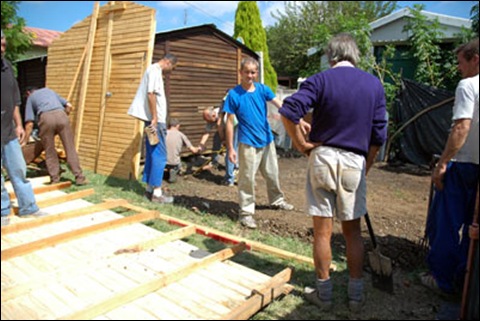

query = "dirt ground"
[165, 151, 463, 320]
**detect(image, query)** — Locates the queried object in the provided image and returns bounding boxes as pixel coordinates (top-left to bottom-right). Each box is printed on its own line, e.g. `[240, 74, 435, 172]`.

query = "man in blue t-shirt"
[223, 57, 295, 229]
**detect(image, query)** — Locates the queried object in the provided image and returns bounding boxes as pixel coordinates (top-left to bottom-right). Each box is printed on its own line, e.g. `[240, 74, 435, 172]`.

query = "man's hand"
[432, 163, 447, 190]
[65, 104, 74, 115]
[16, 126, 26, 144]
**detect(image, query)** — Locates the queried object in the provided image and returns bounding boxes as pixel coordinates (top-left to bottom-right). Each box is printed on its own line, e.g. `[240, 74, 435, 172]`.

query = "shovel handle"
[364, 212, 378, 249]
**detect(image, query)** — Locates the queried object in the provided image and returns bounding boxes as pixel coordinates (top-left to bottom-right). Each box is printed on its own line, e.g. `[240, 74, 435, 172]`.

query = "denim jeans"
[224, 126, 239, 184]
[143, 122, 167, 188]
[1, 139, 39, 216]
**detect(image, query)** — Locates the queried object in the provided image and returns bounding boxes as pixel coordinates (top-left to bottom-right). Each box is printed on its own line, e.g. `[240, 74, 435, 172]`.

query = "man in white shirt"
[128, 54, 177, 203]
[423, 37, 479, 295]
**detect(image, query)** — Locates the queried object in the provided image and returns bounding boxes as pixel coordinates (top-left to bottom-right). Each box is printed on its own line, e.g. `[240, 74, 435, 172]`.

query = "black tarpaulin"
[393, 79, 454, 166]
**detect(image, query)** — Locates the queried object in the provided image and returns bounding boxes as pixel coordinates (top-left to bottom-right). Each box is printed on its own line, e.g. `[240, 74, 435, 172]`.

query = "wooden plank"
[8, 181, 71, 200]
[75, 1, 99, 150]
[221, 268, 294, 320]
[114, 225, 196, 254]
[94, 2, 114, 173]
[2, 199, 128, 235]
[1, 211, 160, 261]
[60, 243, 247, 320]
[121, 202, 325, 268]
[12, 188, 96, 215]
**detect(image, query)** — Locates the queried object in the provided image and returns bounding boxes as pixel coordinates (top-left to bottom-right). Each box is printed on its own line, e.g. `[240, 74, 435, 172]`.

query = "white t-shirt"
[452, 74, 479, 164]
[128, 63, 167, 123]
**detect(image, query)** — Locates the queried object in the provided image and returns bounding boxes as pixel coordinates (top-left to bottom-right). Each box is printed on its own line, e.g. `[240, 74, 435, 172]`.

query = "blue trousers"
[426, 162, 479, 292]
[1, 138, 39, 216]
[143, 122, 167, 188]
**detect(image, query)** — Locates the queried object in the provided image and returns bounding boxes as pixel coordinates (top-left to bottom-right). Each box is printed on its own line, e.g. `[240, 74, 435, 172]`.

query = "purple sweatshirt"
[279, 66, 387, 157]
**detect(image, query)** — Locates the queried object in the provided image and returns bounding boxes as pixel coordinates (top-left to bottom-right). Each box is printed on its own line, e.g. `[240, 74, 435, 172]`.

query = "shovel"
[364, 212, 394, 293]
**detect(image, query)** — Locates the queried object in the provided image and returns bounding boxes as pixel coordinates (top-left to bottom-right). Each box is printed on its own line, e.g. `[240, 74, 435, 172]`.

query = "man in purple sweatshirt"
[280, 33, 387, 312]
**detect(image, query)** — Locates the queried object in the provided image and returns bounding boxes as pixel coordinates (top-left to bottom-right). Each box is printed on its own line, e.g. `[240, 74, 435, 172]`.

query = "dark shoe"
[144, 191, 153, 201]
[75, 177, 88, 186]
[348, 295, 365, 313]
[50, 178, 60, 184]
[19, 210, 48, 218]
[151, 194, 174, 204]
[304, 287, 332, 311]
[1, 216, 10, 227]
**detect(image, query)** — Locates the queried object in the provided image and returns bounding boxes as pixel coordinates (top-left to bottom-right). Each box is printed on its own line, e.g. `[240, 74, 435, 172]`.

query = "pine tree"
[233, 1, 278, 92]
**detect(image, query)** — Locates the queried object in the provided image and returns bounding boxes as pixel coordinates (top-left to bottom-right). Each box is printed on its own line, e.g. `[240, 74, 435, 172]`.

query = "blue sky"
[18, 1, 475, 36]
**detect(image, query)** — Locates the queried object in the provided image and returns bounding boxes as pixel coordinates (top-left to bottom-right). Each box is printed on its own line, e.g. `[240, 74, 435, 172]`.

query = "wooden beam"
[104, 1, 126, 13]
[2, 199, 129, 235]
[121, 202, 336, 270]
[221, 267, 294, 320]
[8, 181, 72, 200]
[60, 242, 247, 320]
[1, 210, 160, 261]
[74, 1, 100, 150]
[12, 188, 95, 214]
[94, 1, 115, 173]
[114, 225, 196, 254]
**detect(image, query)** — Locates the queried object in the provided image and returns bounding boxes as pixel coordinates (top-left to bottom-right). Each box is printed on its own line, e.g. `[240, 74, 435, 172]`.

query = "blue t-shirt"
[223, 83, 275, 148]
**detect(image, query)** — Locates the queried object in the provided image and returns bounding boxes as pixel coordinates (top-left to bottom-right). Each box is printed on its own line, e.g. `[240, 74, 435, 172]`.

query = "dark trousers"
[38, 109, 83, 182]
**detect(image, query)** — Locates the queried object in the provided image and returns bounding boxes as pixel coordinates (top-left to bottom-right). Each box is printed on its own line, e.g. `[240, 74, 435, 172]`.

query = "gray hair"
[240, 57, 259, 70]
[326, 33, 360, 66]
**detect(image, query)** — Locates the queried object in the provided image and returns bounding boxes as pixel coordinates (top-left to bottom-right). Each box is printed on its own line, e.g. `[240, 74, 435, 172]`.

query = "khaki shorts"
[306, 146, 366, 221]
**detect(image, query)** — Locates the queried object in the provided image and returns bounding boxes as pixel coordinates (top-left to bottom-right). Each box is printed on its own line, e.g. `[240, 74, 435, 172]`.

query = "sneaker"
[239, 215, 257, 229]
[151, 194, 174, 204]
[271, 199, 294, 211]
[304, 287, 332, 311]
[19, 210, 48, 218]
[420, 272, 448, 295]
[221, 180, 235, 187]
[1, 216, 10, 227]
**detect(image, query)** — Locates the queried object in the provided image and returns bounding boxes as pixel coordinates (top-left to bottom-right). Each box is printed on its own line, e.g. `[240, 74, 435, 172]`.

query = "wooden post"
[94, 1, 126, 173]
[74, 1, 100, 150]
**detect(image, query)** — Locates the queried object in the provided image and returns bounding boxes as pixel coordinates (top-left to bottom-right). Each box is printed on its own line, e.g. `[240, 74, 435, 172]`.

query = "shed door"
[95, 52, 146, 179]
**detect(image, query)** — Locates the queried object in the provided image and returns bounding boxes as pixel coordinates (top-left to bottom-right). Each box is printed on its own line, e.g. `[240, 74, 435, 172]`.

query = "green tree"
[1, 1, 32, 62]
[471, 2, 479, 36]
[267, 1, 396, 79]
[233, 1, 277, 92]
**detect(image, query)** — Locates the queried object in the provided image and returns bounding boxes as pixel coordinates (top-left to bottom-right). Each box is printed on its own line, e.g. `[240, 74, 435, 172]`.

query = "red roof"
[24, 26, 63, 48]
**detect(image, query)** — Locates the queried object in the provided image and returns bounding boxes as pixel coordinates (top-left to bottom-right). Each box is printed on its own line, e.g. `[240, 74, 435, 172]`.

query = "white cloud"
[260, 1, 287, 27]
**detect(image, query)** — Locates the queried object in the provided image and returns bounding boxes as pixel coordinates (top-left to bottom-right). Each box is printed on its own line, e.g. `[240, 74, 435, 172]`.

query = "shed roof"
[370, 7, 471, 30]
[155, 24, 259, 59]
[24, 26, 63, 48]
[369, 7, 471, 44]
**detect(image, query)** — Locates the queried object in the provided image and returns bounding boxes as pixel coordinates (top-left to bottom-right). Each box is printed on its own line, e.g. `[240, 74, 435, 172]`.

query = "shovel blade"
[368, 249, 394, 294]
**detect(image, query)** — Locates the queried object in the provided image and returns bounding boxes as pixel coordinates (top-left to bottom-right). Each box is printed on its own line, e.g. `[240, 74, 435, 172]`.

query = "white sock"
[153, 188, 163, 197]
